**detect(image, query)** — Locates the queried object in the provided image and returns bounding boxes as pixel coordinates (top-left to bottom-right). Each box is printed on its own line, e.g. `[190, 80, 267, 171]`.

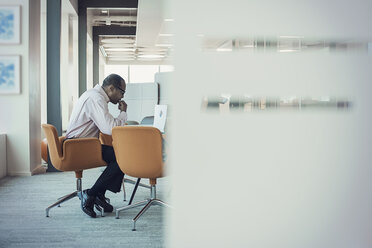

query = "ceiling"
[86, 0, 174, 64]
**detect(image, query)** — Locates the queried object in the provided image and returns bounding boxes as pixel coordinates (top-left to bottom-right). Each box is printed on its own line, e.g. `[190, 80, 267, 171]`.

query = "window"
[129, 65, 159, 83]
[104, 65, 129, 82]
[104, 64, 174, 83]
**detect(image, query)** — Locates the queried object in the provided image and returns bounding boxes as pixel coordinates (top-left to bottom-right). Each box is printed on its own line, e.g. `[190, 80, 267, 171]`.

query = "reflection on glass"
[201, 95, 353, 113]
[202, 36, 371, 54]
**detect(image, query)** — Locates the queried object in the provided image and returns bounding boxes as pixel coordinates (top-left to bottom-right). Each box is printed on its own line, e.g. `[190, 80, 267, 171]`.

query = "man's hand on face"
[118, 100, 127, 112]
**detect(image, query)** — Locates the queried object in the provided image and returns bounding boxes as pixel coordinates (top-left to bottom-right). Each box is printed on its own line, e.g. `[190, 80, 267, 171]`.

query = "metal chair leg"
[57, 192, 74, 201]
[123, 177, 148, 203]
[123, 177, 150, 202]
[115, 200, 148, 219]
[128, 178, 141, 205]
[116, 184, 172, 230]
[46, 191, 78, 217]
[132, 200, 154, 231]
[122, 178, 127, 201]
[152, 199, 172, 208]
[124, 178, 151, 189]
[95, 204, 105, 217]
[131, 199, 172, 231]
[46, 178, 83, 217]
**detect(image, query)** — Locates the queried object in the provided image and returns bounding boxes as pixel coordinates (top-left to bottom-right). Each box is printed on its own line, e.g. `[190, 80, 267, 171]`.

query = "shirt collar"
[95, 84, 110, 103]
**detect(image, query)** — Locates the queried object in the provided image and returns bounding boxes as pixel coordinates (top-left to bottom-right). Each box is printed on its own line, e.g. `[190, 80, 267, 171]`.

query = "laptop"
[153, 105, 167, 133]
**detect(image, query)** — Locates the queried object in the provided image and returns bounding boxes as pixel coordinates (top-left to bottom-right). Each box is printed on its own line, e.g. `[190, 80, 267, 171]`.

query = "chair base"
[46, 190, 79, 217]
[132, 198, 171, 231]
[116, 185, 171, 231]
[45, 178, 104, 218]
[116, 198, 171, 231]
[46, 190, 105, 217]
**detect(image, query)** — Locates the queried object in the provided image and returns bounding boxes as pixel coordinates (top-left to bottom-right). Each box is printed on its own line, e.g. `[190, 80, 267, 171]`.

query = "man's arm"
[87, 98, 128, 135]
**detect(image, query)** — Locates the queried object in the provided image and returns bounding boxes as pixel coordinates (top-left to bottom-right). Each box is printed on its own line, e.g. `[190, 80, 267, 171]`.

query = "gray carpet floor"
[0, 168, 169, 248]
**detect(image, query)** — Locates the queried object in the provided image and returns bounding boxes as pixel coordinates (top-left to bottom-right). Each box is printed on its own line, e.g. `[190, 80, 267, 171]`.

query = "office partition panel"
[169, 1, 372, 247]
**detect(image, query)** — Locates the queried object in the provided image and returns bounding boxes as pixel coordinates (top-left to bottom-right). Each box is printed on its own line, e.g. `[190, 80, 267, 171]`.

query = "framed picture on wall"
[0, 6, 20, 44]
[0, 55, 20, 94]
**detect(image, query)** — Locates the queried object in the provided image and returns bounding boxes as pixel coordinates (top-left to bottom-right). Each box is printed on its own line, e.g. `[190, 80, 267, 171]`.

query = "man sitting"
[65, 74, 127, 218]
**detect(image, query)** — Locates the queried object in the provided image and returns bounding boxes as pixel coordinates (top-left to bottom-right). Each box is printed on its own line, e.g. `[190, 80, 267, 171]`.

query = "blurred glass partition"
[168, 0, 372, 247]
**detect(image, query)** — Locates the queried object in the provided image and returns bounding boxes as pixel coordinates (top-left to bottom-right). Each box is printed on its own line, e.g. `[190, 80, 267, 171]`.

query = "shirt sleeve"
[86, 97, 128, 135]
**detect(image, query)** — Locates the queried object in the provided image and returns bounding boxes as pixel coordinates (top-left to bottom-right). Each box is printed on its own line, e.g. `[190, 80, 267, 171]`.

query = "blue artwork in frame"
[0, 56, 20, 94]
[0, 6, 20, 44]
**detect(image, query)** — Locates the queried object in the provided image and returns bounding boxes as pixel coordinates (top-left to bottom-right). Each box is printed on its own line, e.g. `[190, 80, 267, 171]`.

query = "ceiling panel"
[87, 1, 173, 64]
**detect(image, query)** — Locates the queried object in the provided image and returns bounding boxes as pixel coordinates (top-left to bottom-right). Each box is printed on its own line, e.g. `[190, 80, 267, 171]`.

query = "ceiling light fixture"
[137, 54, 165, 59]
[101, 38, 135, 44]
[108, 55, 135, 58]
[109, 58, 135, 61]
[104, 48, 136, 52]
[156, 44, 173, 47]
[159, 33, 174, 37]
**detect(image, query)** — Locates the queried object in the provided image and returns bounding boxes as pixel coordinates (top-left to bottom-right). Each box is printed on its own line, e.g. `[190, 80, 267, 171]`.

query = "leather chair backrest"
[41, 138, 48, 162]
[41, 124, 64, 170]
[112, 126, 163, 180]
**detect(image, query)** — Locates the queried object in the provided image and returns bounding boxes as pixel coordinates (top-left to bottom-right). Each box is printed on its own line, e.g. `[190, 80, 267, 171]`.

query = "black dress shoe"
[81, 190, 96, 218]
[95, 193, 113, 213]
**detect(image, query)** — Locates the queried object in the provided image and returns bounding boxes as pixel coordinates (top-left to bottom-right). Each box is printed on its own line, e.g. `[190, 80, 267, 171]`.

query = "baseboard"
[31, 164, 47, 175]
[8, 171, 32, 176]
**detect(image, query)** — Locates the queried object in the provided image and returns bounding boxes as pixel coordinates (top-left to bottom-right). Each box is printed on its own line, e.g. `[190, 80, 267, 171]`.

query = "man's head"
[102, 74, 126, 104]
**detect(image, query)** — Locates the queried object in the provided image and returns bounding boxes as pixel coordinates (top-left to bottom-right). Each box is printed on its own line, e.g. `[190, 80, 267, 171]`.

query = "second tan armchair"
[112, 126, 171, 231]
[42, 124, 107, 217]
[99, 132, 151, 203]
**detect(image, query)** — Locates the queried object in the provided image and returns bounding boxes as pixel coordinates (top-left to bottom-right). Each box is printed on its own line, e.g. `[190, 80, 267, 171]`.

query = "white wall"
[122, 83, 158, 123]
[0, 0, 31, 176]
[169, 0, 372, 247]
[155, 71, 172, 105]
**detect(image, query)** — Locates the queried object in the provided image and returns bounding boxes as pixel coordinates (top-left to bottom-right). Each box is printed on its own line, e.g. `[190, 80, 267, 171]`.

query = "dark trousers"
[88, 145, 124, 196]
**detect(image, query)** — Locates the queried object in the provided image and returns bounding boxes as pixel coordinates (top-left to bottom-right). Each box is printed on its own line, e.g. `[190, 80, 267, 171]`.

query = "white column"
[0, 134, 6, 178]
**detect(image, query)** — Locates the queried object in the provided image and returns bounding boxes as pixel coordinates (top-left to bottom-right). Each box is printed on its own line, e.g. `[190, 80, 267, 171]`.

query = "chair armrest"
[58, 136, 65, 145]
[99, 133, 113, 146]
[61, 138, 106, 171]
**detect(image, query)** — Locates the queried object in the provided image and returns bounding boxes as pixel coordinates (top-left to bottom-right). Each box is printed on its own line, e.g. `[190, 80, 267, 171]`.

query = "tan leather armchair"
[42, 124, 107, 217]
[99, 132, 151, 203]
[112, 126, 171, 231]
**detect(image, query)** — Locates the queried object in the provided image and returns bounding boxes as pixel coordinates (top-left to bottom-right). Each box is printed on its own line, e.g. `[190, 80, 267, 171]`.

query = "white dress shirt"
[65, 84, 127, 138]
